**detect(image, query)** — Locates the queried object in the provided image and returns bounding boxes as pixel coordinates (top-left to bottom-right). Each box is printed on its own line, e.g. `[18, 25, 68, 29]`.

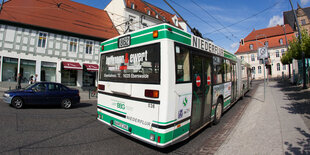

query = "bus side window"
[175, 45, 190, 83]
[213, 56, 223, 84]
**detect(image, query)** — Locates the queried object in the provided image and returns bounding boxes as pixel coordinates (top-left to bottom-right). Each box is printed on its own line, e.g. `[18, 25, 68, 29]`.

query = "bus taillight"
[153, 30, 158, 38]
[101, 45, 104, 51]
[145, 89, 159, 98]
[157, 136, 161, 143]
[98, 84, 105, 91]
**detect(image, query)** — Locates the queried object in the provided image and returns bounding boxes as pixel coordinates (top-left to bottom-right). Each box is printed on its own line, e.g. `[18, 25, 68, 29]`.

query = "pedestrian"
[34, 74, 38, 83]
[29, 75, 33, 84]
[16, 73, 22, 89]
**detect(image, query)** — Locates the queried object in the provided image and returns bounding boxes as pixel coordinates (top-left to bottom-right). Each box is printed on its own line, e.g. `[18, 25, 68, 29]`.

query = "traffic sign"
[257, 46, 268, 59]
[196, 76, 201, 87]
[207, 76, 211, 85]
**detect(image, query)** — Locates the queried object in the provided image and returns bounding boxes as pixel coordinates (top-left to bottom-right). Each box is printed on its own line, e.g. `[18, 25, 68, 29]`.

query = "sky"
[71, 0, 310, 53]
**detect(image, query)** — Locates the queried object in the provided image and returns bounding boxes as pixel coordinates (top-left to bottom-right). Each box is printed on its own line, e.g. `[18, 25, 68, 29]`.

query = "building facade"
[284, 4, 310, 34]
[104, 0, 187, 34]
[0, 0, 119, 87]
[235, 25, 295, 79]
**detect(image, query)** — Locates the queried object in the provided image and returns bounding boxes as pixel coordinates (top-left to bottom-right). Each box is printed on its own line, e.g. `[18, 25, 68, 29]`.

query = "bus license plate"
[114, 120, 128, 130]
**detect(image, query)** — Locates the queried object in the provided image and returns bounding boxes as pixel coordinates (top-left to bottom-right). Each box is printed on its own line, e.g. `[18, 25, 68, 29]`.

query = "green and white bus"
[97, 23, 251, 148]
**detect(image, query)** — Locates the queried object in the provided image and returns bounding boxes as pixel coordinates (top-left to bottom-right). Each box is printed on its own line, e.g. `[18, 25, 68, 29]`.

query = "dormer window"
[264, 41, 268, 46]
[155, 13, 159, 18]
[279, 38, 283, 45]
[131, 3, 135, 9]
[249, 44, 253, 50]
[147, 10, 151, 15]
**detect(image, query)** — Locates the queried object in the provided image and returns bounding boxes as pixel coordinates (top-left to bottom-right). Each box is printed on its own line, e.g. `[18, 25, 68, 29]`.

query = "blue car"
[3, 82, 80, 109]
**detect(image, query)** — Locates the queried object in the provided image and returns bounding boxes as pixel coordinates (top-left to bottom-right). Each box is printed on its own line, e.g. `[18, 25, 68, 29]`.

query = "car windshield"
[24, 83, 36, 90]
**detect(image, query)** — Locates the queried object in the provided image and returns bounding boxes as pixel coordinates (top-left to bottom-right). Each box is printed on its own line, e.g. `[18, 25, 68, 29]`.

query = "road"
[0, 81, 260, 154]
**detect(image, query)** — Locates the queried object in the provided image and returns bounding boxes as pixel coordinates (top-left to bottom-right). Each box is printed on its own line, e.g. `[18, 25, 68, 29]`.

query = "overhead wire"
[205, 0, 282, 35]
[190, 0, 238, 40]
[167, 0, 236, 43]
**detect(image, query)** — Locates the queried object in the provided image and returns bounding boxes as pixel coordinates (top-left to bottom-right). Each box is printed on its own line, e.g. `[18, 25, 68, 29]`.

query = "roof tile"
[0, 0, 119, 40]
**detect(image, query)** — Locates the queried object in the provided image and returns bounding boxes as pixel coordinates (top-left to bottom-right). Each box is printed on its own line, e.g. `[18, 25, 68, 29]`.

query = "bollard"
[89, 88, 91, 99]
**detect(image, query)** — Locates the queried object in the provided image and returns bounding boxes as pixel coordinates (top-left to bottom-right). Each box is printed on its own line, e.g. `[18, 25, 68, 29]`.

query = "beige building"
[284, 4, 310, 34]
[235, 25, 295, 80]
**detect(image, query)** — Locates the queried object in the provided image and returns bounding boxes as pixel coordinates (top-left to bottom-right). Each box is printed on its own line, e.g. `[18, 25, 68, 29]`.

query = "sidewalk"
[216, 81, 310, 154]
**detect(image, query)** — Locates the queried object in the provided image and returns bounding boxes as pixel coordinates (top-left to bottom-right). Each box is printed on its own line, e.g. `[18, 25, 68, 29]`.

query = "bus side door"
[190, 54, 212, 133]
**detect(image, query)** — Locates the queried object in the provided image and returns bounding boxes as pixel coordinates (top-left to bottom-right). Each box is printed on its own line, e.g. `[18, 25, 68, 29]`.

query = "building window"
[283, 64, 286, 70]
[301, 19, 306, 25]
[147, 10, 151, 15]
[240, 56, 244, 60]
[38, 32, 47, 48]
[252, 67, 256, 74]
[265, 41, 268, 46]
[69, 37, 78, 52]
[155, 13, 159, 18]
[249, 44, 253, 50]
[131, 3, 135, 9]
[276, 50, 279, 57]
[251, 54, 255, 61]
[258, 66, 262, 74]
[2, 57, 18, 82]
[277, 63, 280, 71]
[281, 49, 285, 56]
[279, 38, 283, 45]
[85, 40, 93, 54]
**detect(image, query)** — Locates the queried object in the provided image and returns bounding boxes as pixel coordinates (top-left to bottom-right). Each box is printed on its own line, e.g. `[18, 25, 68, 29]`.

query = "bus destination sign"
[118, 35, 131, 48]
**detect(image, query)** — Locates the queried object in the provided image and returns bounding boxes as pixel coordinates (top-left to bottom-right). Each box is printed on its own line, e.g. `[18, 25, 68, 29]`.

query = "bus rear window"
[99, 43, 160, 84]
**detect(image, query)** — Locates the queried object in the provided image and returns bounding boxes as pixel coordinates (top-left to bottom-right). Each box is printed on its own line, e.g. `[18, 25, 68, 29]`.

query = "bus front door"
[190, 54, 212, 133]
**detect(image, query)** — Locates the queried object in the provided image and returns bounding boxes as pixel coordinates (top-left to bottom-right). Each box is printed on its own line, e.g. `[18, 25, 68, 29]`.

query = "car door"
[46, 83, 62, 104]
[28, 83, 48, 104]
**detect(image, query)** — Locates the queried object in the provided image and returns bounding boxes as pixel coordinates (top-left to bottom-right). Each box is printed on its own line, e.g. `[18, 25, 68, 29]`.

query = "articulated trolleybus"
[97, 23, 251, 148]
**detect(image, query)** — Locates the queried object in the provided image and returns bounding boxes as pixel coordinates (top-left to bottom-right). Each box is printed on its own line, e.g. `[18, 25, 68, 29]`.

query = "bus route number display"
[118, 35, 131, 48]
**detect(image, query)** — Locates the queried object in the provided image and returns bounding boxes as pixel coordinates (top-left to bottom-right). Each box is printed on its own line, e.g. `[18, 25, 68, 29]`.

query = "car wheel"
[61, 98, 72, 109]
[12, 97, 23, 109]
[213, 98, 223, 125]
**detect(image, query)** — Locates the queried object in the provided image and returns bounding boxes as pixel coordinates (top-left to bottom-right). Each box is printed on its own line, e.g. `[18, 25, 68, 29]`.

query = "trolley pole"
[289, 0, 307, 89]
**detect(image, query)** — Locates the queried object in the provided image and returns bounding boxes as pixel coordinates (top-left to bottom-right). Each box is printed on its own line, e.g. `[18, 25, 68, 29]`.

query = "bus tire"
[213, 98, 223, 125]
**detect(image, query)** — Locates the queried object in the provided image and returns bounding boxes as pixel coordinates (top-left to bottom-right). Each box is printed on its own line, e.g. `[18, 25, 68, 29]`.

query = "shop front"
[41, 61, 57, 82]
[20, 59, 36, 83]
[61, 61, 82, 86]
[2, 57, 18, 82]
[83, 63, 98, 87]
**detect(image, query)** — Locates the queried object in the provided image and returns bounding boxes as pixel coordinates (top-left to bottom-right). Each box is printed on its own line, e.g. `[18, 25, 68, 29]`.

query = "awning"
[84, 63, 99, 71]
[62, 61, 82, 70]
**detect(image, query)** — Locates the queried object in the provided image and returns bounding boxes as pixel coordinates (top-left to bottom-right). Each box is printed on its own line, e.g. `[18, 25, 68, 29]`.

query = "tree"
[281, 29, 310, 65]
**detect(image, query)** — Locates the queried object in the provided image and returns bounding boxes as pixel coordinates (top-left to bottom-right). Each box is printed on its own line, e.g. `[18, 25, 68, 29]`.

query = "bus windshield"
[99, 43, 160, 84]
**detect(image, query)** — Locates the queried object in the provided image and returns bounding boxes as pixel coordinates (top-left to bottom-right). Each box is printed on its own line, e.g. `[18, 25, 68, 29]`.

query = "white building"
[235, 25, 295, 79]
[0, 0, 119, 87]
[104, 0, 188, 34]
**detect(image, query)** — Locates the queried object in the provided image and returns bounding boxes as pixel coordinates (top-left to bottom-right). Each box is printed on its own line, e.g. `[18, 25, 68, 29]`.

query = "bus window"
[226, 60, 231, 82]
[99, 43, 160, 84]
[175, 45, 190, 83]
[213, 56, 223, 84]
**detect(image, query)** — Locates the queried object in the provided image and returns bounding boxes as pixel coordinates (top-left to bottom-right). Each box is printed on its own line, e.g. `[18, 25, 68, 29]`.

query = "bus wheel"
[213, 98, 223, 125]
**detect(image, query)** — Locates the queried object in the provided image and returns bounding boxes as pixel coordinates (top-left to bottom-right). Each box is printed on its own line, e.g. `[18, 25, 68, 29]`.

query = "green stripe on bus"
[97, 111, 189, 144]
[153, 119, 176, 124]
[100, 26, 191, 53]
[98, 104, 127, 115]
[224, 98, 231, 107]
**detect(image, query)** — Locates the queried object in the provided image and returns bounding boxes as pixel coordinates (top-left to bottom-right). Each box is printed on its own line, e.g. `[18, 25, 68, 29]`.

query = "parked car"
[3, 82, 80, 109]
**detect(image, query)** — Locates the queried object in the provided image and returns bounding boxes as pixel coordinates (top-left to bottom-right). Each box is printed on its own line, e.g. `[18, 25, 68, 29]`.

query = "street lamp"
[289, 0, 307, 89]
